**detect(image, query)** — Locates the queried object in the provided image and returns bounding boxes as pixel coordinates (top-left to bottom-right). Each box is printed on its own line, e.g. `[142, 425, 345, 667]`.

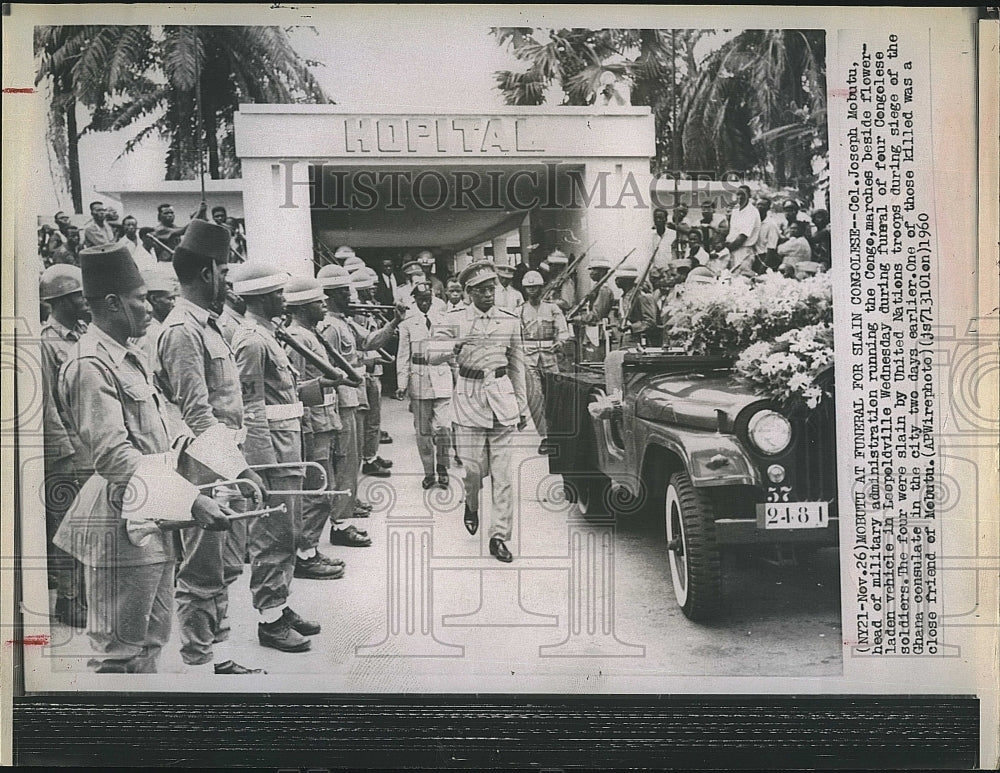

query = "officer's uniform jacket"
[428, 304, 527, 428]
[53, 325, 195, 567]
[397, 308, 453, 399]
[39, 317, 87, 465]
[282, 320, 343, 436]
[519, 300, 570, 369]
[155, 297, 250, 481]
[232, 311, 324, 475]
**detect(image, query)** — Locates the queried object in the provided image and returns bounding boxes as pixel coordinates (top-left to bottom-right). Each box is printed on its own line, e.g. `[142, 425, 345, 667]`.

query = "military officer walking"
[518, 270, 572, 455]
[53, 243, 231, 673]
[156, 220, 268, 674]
[428, 261, 528, 563]
[395, 281, 454, 489]
[231, 262, 332, 652]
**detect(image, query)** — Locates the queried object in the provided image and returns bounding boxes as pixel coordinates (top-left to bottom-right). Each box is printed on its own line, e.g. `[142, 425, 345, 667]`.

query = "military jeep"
[544, 349, 838, 621]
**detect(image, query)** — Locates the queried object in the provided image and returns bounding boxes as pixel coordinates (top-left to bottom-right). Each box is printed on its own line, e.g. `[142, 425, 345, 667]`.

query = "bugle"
[567, 248, 636, 320]
[273, 324, 364, 387]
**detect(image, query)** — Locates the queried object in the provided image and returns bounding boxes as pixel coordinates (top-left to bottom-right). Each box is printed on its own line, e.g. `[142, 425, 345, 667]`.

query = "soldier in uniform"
[281, 276, 352, 579]
[493, 263, 523, 311]
[134, 266, 177, 369]
[38, 265, 90, 628]
[544, 249, 575, 313]
[231, 262, 334, 652]
[218, 263, 247, 346]
[518, 270, 572, 455]
[395, 281, 454, 489]
[156, 220, 268, 674]
[53, 243, 231, 673]
[316, 264, 374, 546]
[611, 265, 658, 348]
[427, 261, 528, 563]
[417, 250, 446, 300]
[571, 255, 616, 361]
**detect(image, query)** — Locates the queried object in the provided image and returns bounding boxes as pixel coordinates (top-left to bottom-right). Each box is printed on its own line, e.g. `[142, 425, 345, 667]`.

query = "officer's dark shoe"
[421, 474, 437, 490]
[258, 617, 311, 653]
[294, 554, 345, 580]
[489, 537, 513, 563]
[214, 660, 268, 675]
[281, 607, 321, 636]
[374, 456, 393, 469]
[453, 453, 463, 467]
[537, 440, 556, 456]
[55, 595, 87, 629]
[463, 505, 479, 535]
[380, 431, 392, 444]
[436, 466, 449, 487]
[361, 461, 391, 477]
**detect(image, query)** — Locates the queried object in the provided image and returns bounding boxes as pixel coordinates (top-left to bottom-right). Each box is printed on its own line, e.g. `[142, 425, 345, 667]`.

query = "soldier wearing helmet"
[519, 270, 572, 455]
[38, 265, 91, 628]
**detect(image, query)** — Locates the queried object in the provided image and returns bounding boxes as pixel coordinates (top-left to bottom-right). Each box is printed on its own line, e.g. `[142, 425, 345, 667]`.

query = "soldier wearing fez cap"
[52, 242, 232, 673]
[426, 260, 528, 563]
[155, 219, 267, 674]
[231, 261, 338, 652]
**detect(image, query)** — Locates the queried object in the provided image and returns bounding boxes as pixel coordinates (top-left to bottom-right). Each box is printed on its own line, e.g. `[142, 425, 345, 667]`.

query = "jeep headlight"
[747, 410, 792, 455]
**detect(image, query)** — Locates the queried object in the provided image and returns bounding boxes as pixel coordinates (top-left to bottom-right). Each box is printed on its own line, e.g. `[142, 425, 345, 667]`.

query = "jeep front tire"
[665, 471, 721, 621]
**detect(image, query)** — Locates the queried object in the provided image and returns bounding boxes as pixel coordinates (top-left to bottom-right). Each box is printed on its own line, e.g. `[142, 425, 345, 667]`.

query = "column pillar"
[240, 158, 315, 277]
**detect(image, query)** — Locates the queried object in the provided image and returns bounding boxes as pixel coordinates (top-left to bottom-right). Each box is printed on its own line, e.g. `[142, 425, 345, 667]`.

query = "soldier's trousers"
[454, 421, 515, 542]
[524, 365, 548, 438]
[248, 475, 302, 612]
[360, 376, 383, 459]
[412, 398, 452, 476]
[331, 407, 359, 522]
[44, 457, 85, 601]
[300, 431, 336, 551]
[86, 561, 173, 673]
[176, 520, 239, 666]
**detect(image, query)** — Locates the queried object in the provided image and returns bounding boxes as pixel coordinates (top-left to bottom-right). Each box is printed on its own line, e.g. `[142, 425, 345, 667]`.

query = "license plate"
[756, 502, 829, 529]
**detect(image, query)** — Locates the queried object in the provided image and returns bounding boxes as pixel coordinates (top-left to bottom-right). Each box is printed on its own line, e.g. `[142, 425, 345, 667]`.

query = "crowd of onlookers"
[37, 200, 247, 272]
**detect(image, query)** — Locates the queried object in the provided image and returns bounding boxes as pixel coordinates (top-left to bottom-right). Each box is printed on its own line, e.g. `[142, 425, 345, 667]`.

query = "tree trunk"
[63, 76, 83, 214]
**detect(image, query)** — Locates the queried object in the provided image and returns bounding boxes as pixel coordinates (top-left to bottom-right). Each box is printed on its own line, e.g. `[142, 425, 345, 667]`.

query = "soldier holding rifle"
[52, 243, 232, 674]
[231, 262, 336, 653]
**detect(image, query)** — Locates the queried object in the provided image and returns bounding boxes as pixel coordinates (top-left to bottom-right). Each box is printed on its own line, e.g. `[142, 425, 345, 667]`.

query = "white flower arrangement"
[661, 272, 834, 410]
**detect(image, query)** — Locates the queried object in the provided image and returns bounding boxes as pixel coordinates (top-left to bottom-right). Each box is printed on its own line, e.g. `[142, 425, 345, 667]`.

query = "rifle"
[540, 240, 596, 303]
[619, 235, 667, 332]
[566, 248, 636, 321]
[273, 323, 364, 387]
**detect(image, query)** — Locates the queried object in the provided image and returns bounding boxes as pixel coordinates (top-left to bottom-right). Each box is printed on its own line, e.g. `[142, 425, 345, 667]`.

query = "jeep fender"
[634, 418, 759, 490]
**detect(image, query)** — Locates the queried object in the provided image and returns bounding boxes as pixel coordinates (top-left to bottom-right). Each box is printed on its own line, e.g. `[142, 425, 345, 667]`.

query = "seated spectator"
[777, 221, 814, 275]
[810, 208, 831, 268]
[50, 225, 81, 266]
[778, 199, 813, 240]
[682, 228, 711, 267]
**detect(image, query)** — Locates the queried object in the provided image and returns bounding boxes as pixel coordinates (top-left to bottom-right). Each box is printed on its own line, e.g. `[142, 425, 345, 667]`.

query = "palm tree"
[491, 27, 827, 197]
[35, 25, 330, 209]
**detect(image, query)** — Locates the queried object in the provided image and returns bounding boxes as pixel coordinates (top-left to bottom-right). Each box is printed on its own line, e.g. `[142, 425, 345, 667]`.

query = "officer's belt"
[459, 365, 507, 380]
[265, 402, 304, 421]
[410, 353, 429, 365]
[523, 336, 556, 342]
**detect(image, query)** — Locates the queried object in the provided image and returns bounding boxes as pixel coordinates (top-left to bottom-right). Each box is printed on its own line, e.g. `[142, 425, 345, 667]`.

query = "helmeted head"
[231, 260, 291, 320]
[521, 270, 544, 300]
[284, 276, 327, 325]
[317, 263, 352, 312]
[39, 264, 90, 324]
[333, 245, 356, 264]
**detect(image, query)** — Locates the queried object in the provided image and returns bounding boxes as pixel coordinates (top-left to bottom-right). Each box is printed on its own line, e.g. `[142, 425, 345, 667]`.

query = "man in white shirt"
[725, 185, 761, 277]
[117, 215, 157, 271]
[754, 197, 781, 272]
[493, 263, 524, 311]
[777, 221, 814, 275]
